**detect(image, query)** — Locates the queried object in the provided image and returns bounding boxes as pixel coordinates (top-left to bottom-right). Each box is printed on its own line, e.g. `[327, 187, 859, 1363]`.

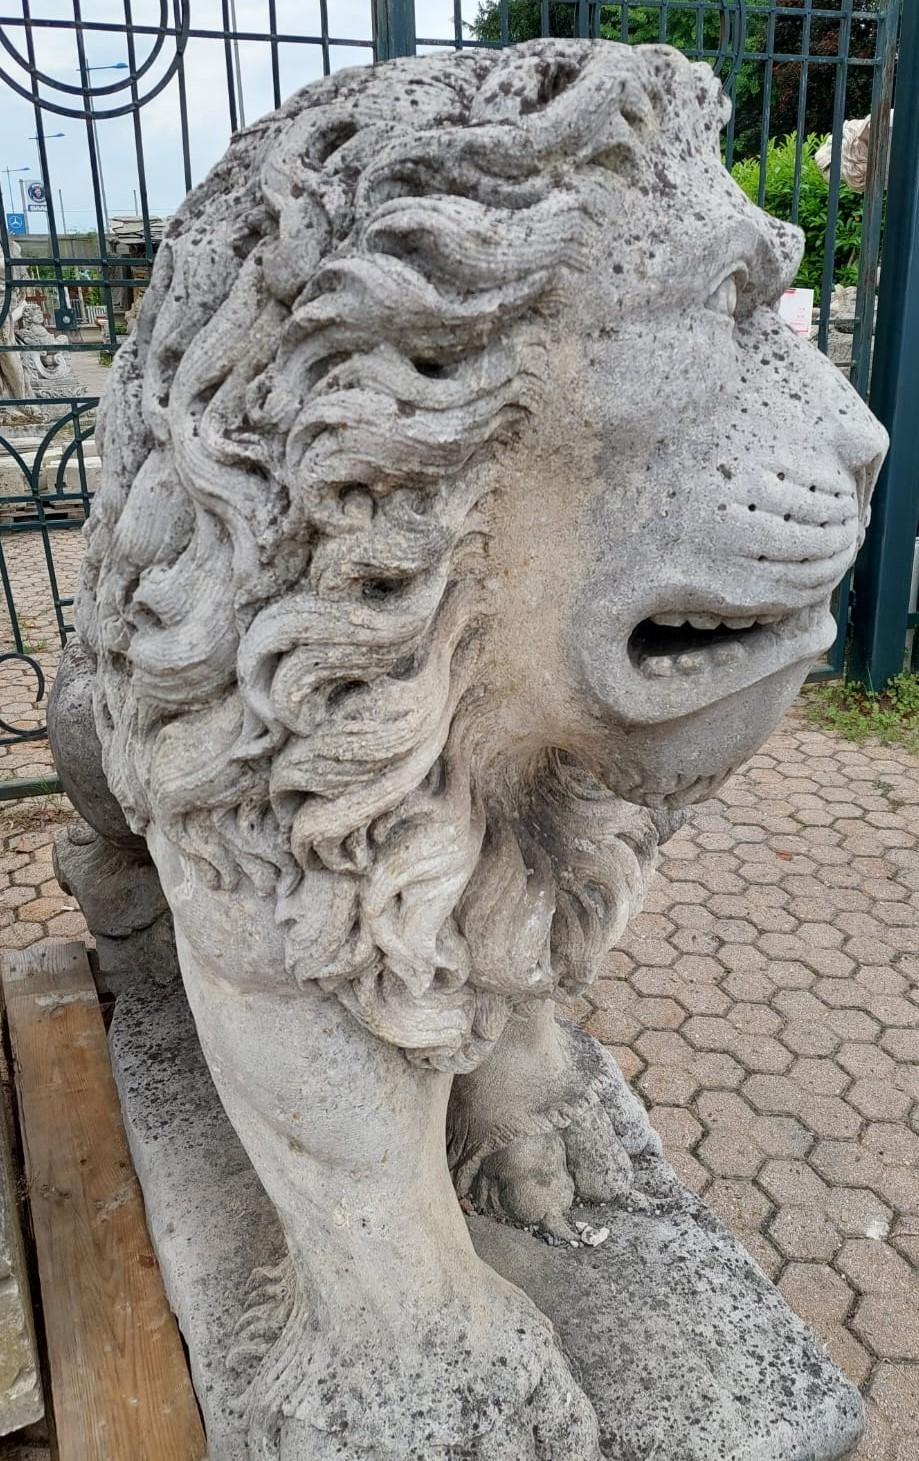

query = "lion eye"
[707, 274, 739, 319]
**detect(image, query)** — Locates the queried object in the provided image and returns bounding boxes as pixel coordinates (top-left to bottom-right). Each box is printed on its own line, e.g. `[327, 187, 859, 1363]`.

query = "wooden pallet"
[1, 942, 206, 1461]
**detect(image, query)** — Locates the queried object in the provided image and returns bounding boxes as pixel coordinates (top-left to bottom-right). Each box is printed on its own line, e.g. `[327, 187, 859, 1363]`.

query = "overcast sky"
[0, 1, 483, 235]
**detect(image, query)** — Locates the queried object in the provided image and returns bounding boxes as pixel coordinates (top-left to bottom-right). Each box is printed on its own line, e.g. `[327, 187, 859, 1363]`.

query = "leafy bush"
[731, 134, 864, 297]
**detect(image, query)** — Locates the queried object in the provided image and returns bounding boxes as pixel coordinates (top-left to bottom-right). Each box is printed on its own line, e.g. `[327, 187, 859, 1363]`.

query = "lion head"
[76, 40, 886, 1073]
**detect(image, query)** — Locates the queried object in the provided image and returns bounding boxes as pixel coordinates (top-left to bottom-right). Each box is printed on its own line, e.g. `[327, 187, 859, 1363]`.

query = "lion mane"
[77, 41, 722, 1071]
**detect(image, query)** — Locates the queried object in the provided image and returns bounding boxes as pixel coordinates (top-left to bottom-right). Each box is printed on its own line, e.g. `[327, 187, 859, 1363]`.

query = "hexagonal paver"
[757, 1159, 829, 1207]
[789, 1056, 849, 1096]
[630, 996, 685, 1030]
[780, 1021, 840, 1058]
[768, 1207, 841, 1261]
[880, 1028, 919, 1062]
[638, 1065, 698, 1106]
[778, 1262, 853, 1326]
[847, 1080, 913, 1123]
[837, 1239, 917, 1295]
[837, 1042, 898, 1082]
[650, 1106, 703, 1152]
[743, 1075, 861, 1139]
[705, 1177, 773, 1234]
[824, 1187, 892, 1240]
[852, 1295, 919, 1360]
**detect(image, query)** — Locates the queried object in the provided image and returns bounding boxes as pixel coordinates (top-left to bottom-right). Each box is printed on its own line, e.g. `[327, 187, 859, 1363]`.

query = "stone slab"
[109, 979, 863, 1461]
[0, 1034, 43, 1435]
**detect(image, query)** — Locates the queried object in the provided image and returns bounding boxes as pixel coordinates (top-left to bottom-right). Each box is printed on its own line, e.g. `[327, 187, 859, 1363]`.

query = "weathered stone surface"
[112, 980, 864, 1461]
[52, 36, 888, 1461]
[0, 1079, 42, 1434]
[52, 823, 179, 994]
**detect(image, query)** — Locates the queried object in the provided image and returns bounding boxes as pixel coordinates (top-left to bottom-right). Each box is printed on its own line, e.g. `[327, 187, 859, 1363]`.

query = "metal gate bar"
[851, 0, 919, 688]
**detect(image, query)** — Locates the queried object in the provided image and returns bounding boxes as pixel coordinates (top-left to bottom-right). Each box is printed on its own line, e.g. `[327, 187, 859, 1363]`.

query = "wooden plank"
[1, 941, 206, 1461]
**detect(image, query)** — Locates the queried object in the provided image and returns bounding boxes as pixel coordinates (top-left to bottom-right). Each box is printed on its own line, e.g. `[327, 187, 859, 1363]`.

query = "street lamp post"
[81, 62, 128, 237]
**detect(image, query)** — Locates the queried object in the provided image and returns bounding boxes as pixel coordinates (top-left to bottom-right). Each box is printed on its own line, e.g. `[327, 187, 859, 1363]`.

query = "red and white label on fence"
[778, 287, 815, 337]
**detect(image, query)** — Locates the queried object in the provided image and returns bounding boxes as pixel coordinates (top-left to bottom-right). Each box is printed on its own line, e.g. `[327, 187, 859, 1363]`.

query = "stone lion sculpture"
[53, 38, 887, 1461]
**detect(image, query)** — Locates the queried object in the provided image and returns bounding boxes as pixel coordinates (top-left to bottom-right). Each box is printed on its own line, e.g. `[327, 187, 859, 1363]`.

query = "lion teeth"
[676, 653, 704, 673]
[712, 643, 743, 665]
[642, 655, 675, 677]
[649, 611, 785, 632]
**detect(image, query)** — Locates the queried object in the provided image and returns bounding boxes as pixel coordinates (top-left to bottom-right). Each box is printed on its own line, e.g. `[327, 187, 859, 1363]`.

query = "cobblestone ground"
[0, 531, 85, 789]
[1, 543, 918, 1458]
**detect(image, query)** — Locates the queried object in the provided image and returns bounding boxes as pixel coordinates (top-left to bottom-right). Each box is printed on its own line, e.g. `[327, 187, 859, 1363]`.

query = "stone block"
[111, 981, 865, 1461]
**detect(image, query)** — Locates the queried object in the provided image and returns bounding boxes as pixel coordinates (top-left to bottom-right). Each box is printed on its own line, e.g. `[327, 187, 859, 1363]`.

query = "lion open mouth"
[628, 610, 794, 678]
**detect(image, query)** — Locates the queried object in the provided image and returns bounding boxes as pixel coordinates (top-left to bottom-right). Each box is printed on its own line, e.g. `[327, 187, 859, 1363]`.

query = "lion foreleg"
[168, 927, 600, 1461]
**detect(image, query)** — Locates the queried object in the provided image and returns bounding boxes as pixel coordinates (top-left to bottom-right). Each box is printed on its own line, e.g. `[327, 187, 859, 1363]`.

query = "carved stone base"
[109, 981, 863, 1461]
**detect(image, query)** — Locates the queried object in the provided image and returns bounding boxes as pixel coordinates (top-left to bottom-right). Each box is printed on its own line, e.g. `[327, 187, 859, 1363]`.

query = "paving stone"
[837, 1239, 918, 1296]
[650, 1106, 703, 1152]
[743, 1076, 861, 1139]
[757, 1159, 829, 1206]
[847, 1080, 913, 1123]
[778, 1262, 853, 1327]
[705, 1177, 773, 1234]
[789, 1057, 849, 1097]
[819, 1325, 874, 1388]
[880, 1028, 919, 1062]
[727, 1002, 783, 1036]
[768, 1207, 841, 1262]
[721, 970, 774, 1003]
[687, 1051, 745, 1089]
[0, 887, 35, 911]
[582, 1007, 643, 1046]
[630, 997, 685, 1030]
[773, 989, 833, 1023]
[637, 1065, 698, 1106]
[824, 1188, 892, 1240]
[852, 1295, 919, 1360]
[764, 960, 817, 989]
[633, 1030, 695, 1068]
[780, 1021, 842, 1057]
[662, 1145, 709, 1195]
[825, 1008, 882, 1043]
[837, 1043, 898, 1082]
[16, 897, 68, 923]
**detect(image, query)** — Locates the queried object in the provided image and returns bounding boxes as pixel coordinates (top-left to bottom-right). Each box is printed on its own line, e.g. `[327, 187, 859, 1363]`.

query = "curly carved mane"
[77, 41, 724, 1070]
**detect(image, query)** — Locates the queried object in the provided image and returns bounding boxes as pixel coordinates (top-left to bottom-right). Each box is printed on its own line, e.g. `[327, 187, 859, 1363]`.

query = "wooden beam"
[1, 942, 206, 1461]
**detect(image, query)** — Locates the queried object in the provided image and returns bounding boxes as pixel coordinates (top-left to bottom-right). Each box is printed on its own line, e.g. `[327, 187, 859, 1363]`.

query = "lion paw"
[452, 1019, 661, 1240]
[226, 1255, 294, 1376]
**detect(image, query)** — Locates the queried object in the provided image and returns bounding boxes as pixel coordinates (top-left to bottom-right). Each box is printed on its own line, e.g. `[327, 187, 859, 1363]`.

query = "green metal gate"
[0, 1, 913, 801]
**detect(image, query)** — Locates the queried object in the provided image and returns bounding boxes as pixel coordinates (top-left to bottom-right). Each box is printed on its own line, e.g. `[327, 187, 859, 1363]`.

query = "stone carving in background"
[815, 112, 892, 194]
[0, 239, 37, 426]
[51, 40, 888, 1461]
[0, 239, 84, 426]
